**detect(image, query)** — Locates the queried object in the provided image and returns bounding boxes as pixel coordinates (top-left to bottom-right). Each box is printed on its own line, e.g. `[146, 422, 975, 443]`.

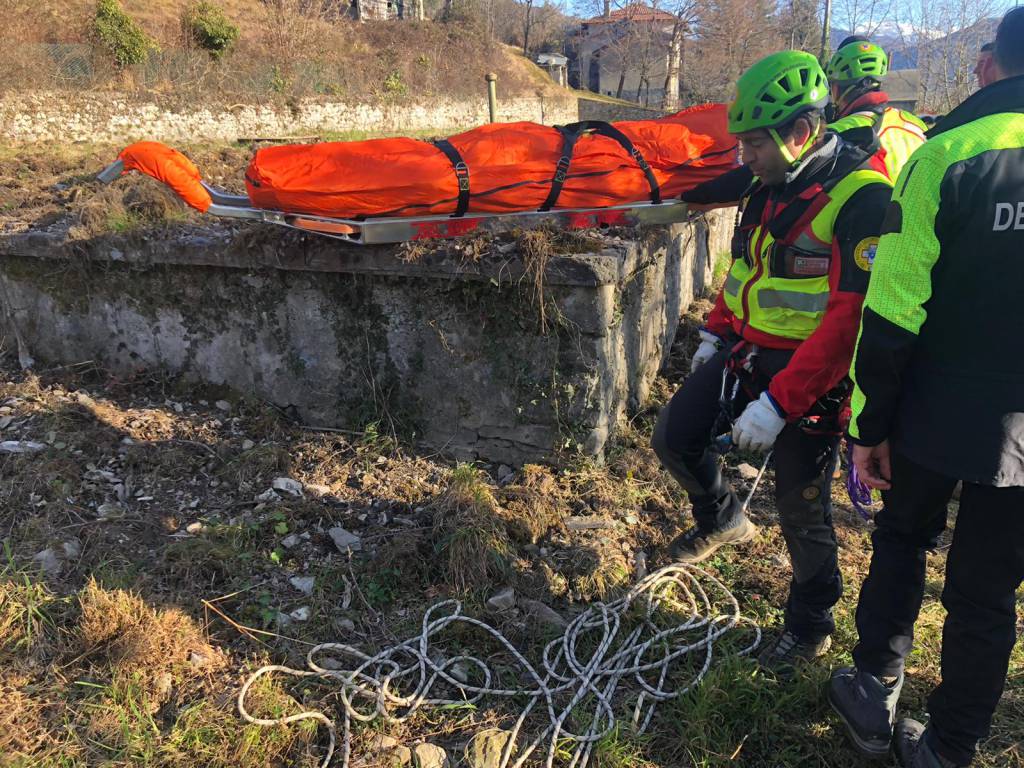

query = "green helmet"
[727, 50, 830, 134]
[827, 40, 889, 83]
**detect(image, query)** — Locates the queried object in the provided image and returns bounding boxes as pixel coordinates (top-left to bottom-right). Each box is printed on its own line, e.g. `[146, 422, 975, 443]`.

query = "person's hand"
[732, 392, 786, 453]
[852, 441, 892, 490]
[690, 330, 721, 373]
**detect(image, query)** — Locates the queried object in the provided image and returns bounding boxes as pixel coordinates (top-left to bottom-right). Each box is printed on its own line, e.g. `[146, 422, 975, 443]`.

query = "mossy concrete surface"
[0, 213, 733, 463]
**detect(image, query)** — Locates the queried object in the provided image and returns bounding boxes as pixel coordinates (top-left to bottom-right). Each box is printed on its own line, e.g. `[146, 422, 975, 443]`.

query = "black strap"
[538, 126, 581, 212]
[562, 120, 662, 204]
[433, 139, 471, 217]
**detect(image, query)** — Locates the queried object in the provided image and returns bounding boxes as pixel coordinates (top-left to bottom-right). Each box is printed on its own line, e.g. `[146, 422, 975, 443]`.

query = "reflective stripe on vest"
[876, 107, 927, 181]
[724, 272, 742, 296]
[723, 167, 891, 341]
[757, 288, 830, 312]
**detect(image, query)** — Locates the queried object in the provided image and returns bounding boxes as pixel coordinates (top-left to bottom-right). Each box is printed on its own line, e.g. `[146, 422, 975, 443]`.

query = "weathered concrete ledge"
[0, 214, 733, 464]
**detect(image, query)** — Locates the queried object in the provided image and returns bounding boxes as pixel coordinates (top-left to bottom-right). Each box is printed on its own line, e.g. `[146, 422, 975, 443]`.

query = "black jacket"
[849, 75, 1024, 486]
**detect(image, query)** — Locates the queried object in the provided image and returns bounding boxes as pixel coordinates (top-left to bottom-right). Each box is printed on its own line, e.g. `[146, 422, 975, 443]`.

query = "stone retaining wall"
[0, 91, 580, 144]
[0, 213, 733, 464]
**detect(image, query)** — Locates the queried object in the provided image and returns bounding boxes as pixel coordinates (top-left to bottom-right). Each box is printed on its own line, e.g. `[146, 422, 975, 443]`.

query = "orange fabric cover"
[118, 142, 212, 213]
[244, 104, 737, 218]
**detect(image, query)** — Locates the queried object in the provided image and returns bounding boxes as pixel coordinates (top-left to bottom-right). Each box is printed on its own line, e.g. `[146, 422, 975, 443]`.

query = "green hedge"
[92, 0, 156, 68]
[182, 2, 240, 60]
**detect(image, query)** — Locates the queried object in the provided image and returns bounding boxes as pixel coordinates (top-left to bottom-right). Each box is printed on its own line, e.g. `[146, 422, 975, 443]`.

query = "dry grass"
[0, 299, 1021, 767]
[77, 578, 225, 688]
[501, 464, 568, 544]
[0, 0, 554, 104]
[431, 464, 513, 594]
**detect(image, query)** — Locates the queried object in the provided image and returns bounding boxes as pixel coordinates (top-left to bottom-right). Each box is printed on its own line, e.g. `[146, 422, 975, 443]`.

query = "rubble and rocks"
[289, 576, 316, 595]
[486, 586, 516, 612]
[32, 548, 61, 575]
[565, 515, 614, 531]
[519, 599, 568, 630]
[272, 477, 303, 497]
[328, 526, 362, 554]
[736, 463, 760, 480]
[413, 742, 448, 768]
[465, 729, 513, 768]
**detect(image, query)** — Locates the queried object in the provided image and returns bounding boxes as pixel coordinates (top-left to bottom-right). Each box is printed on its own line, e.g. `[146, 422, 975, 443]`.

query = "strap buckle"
[454, 161, 470, 191]
[553, 156, 570, 183]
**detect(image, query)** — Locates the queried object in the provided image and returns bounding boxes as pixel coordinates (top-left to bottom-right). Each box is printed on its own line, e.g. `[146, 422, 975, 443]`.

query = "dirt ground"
[2, 289, 1022, 768]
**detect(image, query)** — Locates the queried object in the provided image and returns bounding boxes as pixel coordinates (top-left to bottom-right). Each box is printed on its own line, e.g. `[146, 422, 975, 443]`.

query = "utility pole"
[820, 0, 832, 62]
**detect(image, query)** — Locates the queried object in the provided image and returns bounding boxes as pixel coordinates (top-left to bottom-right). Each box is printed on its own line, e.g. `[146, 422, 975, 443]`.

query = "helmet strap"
[837, 79, 881, 115]
[769, 121, 819, 168]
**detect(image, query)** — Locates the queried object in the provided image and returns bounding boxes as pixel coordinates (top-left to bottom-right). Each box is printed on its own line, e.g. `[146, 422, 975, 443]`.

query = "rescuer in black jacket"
[827, 9, 1024, 767]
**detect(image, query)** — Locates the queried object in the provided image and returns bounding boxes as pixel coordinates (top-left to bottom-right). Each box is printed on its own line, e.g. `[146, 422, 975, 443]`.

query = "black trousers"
[652, 347, 842, 641]
[853, 451, 1024, 765]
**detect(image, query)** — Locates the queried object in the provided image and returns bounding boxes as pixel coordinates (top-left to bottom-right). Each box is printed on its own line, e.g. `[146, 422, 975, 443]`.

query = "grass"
[431, 463, 514, 595]
[0, 319, 1021, 767]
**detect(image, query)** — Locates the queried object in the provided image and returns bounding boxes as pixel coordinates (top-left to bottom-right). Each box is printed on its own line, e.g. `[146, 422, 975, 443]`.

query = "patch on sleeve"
[853, 237, 880, 272]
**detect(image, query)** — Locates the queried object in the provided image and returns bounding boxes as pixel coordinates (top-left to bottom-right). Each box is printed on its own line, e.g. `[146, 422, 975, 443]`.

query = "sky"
[567, 0, 1021, 29]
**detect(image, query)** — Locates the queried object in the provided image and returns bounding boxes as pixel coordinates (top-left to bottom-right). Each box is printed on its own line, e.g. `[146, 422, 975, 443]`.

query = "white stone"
[189, 650, 212, 668]
[255, 488, 280, 503]
[289, 576, 315, 595]
[0, 440, 45, 453]
[33, 548, 61, 575]
[96, 502, 123, 518]
[62, 539, 82, 559]
[486, 586, 516, 612]
[413, 742, 448, 768]
[736, 463, 760, 480]
[241, 439, 255, 451]
[565, 515, 614, 531]
[328, 527, 362, 554]
[465, 729, 514, 768]
[281, 533, 301, 548]
[272, 477, 303, 497]
[290, 606, 311, 622]
[520, 599, 568, 630]
[215, 400, 231, 412]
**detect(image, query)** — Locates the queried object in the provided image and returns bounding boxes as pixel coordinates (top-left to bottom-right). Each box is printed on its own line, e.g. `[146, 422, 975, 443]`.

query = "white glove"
[690, 330, 722, 372]
[732, 392, 786, 453]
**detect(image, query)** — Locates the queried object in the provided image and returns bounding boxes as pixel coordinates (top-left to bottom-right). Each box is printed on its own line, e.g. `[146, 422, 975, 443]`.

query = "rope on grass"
[238, 564, 760, 768]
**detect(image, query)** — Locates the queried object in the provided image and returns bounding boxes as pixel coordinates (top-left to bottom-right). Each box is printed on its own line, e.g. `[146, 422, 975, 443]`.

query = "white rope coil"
[238, 563, 760, 768]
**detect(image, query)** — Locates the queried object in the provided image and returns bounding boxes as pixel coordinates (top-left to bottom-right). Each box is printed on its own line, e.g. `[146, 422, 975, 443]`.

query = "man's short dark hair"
[776, 109, 824, 141]
[980, 41, 994, 53]
[994, 8, 1024, 75]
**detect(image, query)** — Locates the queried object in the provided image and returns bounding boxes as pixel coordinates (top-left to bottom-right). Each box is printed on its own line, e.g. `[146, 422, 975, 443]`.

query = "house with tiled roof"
[572, 3, 678, 107]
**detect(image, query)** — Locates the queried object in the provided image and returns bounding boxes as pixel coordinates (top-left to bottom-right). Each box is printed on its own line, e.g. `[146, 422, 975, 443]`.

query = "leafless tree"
[894, 0, 1000, 111]
[661, 0, 701, 110]
[832, 0, 895, 38]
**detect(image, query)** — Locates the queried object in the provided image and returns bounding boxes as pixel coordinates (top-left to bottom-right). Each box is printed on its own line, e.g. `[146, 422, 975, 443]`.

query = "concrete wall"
[577, 97, 667, 123]
[0, 213, 732, 464]
[0, 91, 580, 144]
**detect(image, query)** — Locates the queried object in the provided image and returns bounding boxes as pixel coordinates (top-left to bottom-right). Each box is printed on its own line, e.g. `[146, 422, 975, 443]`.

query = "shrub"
[182, 2, 240, 61]
[92, 0, 156, 68]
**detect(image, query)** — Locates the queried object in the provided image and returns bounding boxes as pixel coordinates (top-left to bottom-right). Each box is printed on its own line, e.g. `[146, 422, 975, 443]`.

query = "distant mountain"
[831, 17, 998, 70]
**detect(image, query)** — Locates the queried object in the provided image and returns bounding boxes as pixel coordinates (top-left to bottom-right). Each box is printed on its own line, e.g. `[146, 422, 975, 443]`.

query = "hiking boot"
[828, 666, 903, 758]
[667, 517, 757, 564]
[756, 629, 831, 678]
[893, 719, 967, 768]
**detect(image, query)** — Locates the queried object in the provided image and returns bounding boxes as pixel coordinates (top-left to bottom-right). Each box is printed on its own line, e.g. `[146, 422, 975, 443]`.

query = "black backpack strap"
[562, 120, 662, 204]
[538, 126, 581, 212]
[433, 139, 471, 217]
